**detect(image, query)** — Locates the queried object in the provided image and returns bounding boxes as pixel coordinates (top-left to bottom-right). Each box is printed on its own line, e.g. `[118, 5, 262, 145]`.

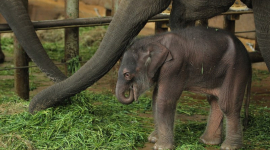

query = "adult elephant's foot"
[220, 139, 243, 150]
[148, 130, 158, 143]
[153, 141, 174, 150]
[199, 134, 222, 145]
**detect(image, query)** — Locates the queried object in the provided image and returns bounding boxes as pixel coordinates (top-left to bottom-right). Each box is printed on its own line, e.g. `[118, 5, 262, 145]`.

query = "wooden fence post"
[224, 14, 240, 33]
[14, 0, 29, 100]
[65, 0, 79, 76]
[155, 21, 168, 34]
[112, 0, 121, 16]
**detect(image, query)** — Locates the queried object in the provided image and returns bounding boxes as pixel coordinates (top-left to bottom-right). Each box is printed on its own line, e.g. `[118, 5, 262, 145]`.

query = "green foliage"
[40, 26, 106, 62]
[1, 37, 14, 52]
[42, 41, 65, 61]
[174, 121, 206, 150]
[67, 56, 81, 75]
[0, 67, 14, 76]
[177, 93, 209, 116]
[1, 91, 269, 149]
[0, 93, 21, 104]
[0, 79, 14, 93]
[252, 69, 270, 81]
[244, 105, 270, 149]
[0, 92, 151, 149]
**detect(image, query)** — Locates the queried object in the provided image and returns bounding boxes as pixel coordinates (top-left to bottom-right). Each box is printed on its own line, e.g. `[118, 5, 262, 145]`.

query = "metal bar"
[14, 0, 29, 100]
[0, 9, 253, 33]
[65, 0, 79, 75]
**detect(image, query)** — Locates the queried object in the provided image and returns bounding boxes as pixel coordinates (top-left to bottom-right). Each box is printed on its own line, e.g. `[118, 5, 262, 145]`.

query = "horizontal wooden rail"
[0, 9, 253, 33]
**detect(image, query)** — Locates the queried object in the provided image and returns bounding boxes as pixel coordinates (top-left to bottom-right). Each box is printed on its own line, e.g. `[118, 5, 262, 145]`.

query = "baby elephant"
[116, 26, 251, 150]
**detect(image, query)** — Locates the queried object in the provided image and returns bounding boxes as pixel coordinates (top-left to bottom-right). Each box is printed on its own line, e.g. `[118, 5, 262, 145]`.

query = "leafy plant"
[67, 56, 81, 75]
[1, 37, 14, 52]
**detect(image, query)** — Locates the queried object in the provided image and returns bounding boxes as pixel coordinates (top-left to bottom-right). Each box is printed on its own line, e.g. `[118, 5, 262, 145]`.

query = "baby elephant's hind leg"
[200, 95, 223, 145]
[218, 87, 245, 149]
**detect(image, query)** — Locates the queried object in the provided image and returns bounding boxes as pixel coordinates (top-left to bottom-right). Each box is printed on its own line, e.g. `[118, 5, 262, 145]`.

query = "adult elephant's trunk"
[29, 0, 171, 113]
[0, 0, 67, 82]
[252, 0, 270, 71]
[116, 82, 134, 105]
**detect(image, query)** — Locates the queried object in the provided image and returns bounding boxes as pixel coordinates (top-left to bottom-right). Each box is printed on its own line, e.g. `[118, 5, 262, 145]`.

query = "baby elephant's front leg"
[152, 93, 179, 150]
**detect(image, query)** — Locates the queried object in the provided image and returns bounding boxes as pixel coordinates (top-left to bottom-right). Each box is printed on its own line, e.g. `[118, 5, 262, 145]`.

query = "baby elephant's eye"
[124, 72, 132, 80]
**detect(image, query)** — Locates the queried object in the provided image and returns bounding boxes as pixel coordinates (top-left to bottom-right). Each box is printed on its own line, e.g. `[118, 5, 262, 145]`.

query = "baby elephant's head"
[116, 40, 172, 104]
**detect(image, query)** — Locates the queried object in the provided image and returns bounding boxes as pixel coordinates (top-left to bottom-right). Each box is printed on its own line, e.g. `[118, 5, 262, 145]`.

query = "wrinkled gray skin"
[116, 27, 252, 150]
[0, 0, 267, 112]
[0, 0, 67, 82]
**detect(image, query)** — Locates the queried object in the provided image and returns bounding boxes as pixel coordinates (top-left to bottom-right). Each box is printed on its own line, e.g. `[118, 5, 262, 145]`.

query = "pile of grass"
[1, 90, 269, 149]
[0, 92, 152, 149]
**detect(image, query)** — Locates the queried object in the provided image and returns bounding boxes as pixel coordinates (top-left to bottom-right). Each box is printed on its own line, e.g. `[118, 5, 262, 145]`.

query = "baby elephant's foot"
[221, 140, 243, 150]
[148, 131, 158, 143]
[153, 141, 174, 150]
[199, 134, 222, 145]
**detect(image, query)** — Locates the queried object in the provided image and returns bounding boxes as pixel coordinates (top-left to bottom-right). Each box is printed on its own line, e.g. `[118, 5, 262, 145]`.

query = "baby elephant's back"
[176, 27, 251, 69]
[169, 27, 251, 80]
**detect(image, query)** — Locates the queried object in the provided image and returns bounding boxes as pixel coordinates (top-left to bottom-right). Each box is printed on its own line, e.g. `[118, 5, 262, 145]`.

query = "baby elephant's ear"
[147, 42, 172, 78]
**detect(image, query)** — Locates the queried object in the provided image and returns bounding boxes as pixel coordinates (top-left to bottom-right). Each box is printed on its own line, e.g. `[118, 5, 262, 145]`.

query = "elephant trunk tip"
[116, 86, 135, 105]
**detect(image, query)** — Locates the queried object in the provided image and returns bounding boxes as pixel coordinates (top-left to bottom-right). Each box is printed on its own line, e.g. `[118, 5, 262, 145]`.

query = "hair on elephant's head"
[116, 38, 172, 104]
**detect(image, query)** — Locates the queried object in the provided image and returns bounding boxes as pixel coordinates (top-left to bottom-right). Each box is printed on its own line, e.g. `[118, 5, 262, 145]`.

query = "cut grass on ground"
[0, 91, 269, 149]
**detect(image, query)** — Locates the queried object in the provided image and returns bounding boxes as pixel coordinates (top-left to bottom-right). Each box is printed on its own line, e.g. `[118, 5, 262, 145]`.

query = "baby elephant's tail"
[243, 71, 252, 129]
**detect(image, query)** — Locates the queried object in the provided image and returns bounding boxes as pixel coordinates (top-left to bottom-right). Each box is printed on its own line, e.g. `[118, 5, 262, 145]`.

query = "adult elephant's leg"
[29, 0, 171, 113]
[0, 0, 67, 82]
[170, 0, 235, 30]
[0, 49, 4, 63]
[252, 0, 270, 71]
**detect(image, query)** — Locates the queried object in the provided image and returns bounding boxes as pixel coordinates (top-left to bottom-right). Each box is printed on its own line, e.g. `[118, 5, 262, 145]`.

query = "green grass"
[0, 92, 151, 149]
[252, 69, 270, 81]
[0, 67, 14, 76]
[1, 37, 14, 53]
[40, 26, 107, 62]
[1, 91, 269, 149]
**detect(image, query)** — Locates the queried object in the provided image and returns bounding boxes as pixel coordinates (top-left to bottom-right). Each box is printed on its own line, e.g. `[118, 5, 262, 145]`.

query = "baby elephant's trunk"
[115, 82, 134, 104]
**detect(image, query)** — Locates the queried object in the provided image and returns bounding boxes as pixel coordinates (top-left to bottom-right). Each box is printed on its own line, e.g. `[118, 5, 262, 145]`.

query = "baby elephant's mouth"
[131, 84, 139, 101]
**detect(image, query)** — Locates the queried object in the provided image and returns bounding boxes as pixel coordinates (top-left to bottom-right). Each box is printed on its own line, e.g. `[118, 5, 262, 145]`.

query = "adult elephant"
[0, 0, 67, 82]
[0, 0, 268, 113]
